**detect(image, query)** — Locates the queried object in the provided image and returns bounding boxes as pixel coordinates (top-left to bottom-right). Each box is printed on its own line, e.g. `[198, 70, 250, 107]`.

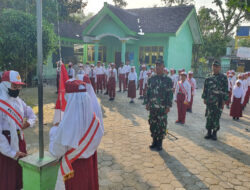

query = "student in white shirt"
[127, 66, 137, 103]
[174, 72, 191, 124]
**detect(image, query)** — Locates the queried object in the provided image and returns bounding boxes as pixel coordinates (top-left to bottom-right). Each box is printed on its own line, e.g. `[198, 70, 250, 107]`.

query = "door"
[115, 52, 121, 68]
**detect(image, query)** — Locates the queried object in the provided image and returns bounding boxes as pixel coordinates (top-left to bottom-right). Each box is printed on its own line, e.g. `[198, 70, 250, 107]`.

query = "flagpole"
[36, 0, 44, 159]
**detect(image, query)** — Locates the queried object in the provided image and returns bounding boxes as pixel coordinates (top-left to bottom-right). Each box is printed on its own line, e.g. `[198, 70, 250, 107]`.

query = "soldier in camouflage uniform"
[202, 61, 228, 140]
[144, 60, 173, 151]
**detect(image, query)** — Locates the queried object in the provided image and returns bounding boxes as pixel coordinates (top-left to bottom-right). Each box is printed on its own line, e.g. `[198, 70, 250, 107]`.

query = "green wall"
[167, 23, 193, 71]
[91, 15, 127, 38]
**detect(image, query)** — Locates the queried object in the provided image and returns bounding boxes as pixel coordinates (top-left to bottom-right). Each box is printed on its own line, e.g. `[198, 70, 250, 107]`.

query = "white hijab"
[53, 87, 104, 158]
[233, 80, 244, 98]
[0, 81, 22, 155]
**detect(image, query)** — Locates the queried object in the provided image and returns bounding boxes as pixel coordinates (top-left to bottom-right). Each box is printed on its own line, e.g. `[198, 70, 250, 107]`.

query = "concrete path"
[23, 87, 250, 190]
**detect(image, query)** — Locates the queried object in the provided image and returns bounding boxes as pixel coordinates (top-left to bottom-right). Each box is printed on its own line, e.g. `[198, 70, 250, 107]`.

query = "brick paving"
[23, 86, 250, 190]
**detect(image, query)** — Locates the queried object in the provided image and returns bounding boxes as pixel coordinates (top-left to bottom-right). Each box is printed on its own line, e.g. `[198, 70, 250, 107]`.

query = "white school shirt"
[171, 74, 178, 89]
[174, 80, 191, 102]
[231, 76, 236, 87]
[108, 68, 117, 82]
[89, 69, 97, 83]
[67, 68, 75, 78]
[118, 67, 126, 75]
[84, 65, 91, 75]
[124, 65, 131, 74]
[188, 77, 197, 95]
[231, 85, 245, 104]
[128, 72, 138, 86]
[95, 67, 105, 75]
[0, 97, 36, 158]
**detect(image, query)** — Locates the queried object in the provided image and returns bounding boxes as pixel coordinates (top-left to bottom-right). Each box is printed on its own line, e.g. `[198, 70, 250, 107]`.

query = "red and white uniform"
[187, 77, 196, 111]
[174, 79, 191, 124]
[124, 64, 131, 90]
[95, 66, 105, 92]
[89, 68, 97, 92]
[230, 80, 244, 118]
[50, 80, 104, 190]
[118, 66, 127, 91]
[84, 65, 91, 76]
[108, 68, 117, 99]
[127, 70, 137, 99]
[139, 70, 148, 97]
[0, 71, 36, 190]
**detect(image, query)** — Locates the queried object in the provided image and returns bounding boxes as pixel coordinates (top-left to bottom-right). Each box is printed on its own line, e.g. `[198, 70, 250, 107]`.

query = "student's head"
[236, 81, 241, 87]
[180, 72, 187, 82]
[126, 61, 130, 65]
[97, 61, 101, 67]
[131, 67, 135, 72]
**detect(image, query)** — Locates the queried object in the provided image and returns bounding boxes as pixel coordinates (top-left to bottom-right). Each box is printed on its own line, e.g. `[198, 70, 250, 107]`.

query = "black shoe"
[211, 130, 217, 140]
[204, 129, 212, 139]
[149, 138, 157, 149]
[118, 90, 121, 92]
[156, 139, 163, 151]
[104, 92, 108, 95]
[129, 100, 134, 104]
[109, 98, 112, 101]
[236, 117, 239, 120]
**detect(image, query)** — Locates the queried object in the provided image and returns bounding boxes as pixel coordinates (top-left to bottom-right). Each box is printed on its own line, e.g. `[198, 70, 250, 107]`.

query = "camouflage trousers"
[205, 104, 222, 131]
[149, 109, 168, 140]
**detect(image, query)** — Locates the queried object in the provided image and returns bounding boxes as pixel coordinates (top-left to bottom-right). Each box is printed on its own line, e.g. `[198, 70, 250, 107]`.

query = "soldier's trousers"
[205, 104, 222, 131]
[149, 109, 168, 140]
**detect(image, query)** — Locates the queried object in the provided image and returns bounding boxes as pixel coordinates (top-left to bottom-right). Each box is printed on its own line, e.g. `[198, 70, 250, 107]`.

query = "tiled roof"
[107, 4, 194, 33]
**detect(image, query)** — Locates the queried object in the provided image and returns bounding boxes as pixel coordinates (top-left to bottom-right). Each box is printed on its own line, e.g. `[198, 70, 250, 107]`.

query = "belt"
[2, 130, 20, 136]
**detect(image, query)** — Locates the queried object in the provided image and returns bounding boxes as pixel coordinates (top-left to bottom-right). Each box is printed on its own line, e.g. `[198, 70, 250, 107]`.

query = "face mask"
[8, 89, 20, 98]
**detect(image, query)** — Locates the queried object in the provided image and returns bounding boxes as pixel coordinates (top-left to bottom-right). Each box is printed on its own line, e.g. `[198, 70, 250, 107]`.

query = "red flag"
[53, 63, 69, 124]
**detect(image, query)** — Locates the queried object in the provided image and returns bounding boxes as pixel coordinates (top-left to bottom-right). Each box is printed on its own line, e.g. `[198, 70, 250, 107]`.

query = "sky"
[85, 0, 216, 14]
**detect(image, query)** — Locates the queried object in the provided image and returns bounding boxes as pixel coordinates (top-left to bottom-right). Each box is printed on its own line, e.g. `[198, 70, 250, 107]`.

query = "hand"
[54, 122, 60, 126]
[15, 151, 27, 159]
[203, 100, 206, 105]
[22, 121, 30, 129]
[146, 104, 149, 110]
[165, 108, 170, 114]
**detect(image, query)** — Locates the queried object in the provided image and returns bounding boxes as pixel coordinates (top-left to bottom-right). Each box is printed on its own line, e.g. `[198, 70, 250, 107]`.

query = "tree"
[192, 7, 230, 73]
[161, 0, 194, 6]
[113, 0, 127, 8]
[213, 0, 249, 37]
[0, 9, 57, 84]
[0, 0, 88, 23]
[238, 38, 250, 47]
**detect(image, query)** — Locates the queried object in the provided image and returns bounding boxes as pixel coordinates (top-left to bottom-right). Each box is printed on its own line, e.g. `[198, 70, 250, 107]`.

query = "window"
[87, 45, 107, 63]
[139, 46, 164, 65]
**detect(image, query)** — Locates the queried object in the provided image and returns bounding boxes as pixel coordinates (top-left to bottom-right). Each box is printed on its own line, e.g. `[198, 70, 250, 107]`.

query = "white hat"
[1, 70, 25, 85]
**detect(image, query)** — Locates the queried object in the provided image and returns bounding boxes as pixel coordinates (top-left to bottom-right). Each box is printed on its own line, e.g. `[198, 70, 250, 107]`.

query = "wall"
[167, 23, 193, 71]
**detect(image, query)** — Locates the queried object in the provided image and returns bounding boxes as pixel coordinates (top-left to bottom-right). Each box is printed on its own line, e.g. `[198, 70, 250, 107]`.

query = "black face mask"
[8, 89, 20, 98]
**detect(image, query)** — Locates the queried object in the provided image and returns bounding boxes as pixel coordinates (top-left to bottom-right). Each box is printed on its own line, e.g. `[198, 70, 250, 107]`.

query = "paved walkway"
[24, 86, 250, 190]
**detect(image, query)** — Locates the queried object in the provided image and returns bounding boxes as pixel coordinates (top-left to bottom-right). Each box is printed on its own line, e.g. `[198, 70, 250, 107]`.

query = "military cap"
[213, 60, 221, 66]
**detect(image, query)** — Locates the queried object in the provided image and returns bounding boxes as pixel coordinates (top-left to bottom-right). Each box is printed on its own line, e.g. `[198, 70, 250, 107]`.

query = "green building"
[44, 2, 202, 79]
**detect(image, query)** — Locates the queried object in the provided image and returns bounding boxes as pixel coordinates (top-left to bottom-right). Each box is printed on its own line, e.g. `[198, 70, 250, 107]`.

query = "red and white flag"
[53, 63, 69, 125]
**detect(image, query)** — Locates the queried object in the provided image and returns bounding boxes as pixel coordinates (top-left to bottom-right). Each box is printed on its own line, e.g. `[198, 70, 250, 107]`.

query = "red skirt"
[230, 97, 242, 117]
[128, 80, 136, 98]
[0, 131, 27, 190]
[65, 152, 99, 190]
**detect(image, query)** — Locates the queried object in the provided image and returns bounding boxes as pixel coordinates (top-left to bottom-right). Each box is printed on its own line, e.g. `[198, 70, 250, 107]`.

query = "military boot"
[211, 130, 217, 140]
[149, 138, 157, 149]
[156, 139, 163, 151]
[204, 129, 212, 139]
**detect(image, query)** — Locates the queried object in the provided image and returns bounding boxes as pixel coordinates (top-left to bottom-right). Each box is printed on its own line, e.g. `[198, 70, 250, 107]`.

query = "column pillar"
[121, 40, 126, 64]
[83, 44, 88, 64]
[94, 40, 99, 65]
